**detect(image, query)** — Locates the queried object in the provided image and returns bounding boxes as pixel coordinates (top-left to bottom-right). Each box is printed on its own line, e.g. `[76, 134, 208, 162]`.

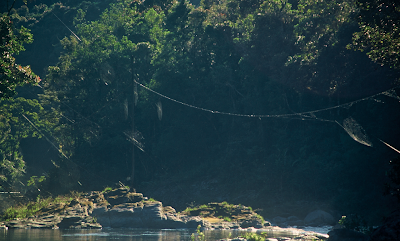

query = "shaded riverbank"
[0, 187, 330, 240]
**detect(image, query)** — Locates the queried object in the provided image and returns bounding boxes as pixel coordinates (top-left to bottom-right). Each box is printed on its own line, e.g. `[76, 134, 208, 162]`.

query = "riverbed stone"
[263, 221, 272, 227]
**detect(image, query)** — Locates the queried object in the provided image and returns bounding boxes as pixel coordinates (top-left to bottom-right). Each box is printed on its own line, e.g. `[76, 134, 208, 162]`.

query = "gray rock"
[92, 200, 208, 229]
[107, 206, 142, 228]
[105, 187, 129, 197]
[107, 195, 129, 205]
[81, 222, 102, 229]
[58, 216, 84, 229]
[107, 192, 144, 205]
[3, 189, 273, 231]
[263, 221, 272, 227]
[140, 201, 167, 226]
[163, 214, 188, 229]
[304, 210, 335, 226]
[210, 221, 240, 230]
[92, 206, 110, 226]
[240, 217, 264, 229]
[184, 216, 209, 229]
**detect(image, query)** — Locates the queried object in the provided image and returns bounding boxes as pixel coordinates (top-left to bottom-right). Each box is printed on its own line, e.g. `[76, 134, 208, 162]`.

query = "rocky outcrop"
[180, 202, 270, 229]
[86, 187, 209, 229]
[0, 188, 333, 241]
[0, 187, 332, 237]
[1, 188, 268, 230]
[91, 200, 207, 229]
[3, 199, 101, 229]
[88, 189, 268, 229]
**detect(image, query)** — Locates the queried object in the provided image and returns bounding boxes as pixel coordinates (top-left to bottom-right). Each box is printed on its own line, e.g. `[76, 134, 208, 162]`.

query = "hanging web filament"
[156, 101, 162, 121]
[337, 117, 373, 147]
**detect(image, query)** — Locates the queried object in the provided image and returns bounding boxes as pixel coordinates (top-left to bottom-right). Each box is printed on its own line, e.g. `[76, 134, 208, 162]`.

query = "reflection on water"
[0, 227, 331, 241]
[0, 228, 240, 241]
[302, 226, 332, 234]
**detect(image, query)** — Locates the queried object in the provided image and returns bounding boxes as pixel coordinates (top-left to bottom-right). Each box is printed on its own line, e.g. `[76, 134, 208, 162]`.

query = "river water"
[0, 227, 332, 241]
[0, 228, 227, 241]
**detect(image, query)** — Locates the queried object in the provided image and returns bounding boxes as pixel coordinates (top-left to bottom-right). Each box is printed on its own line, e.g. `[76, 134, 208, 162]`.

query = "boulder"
[163, 212, 189, 229]
[263, 221, 272, 227]
[182, 215, 210, 229]
[240, 217, 264, 229]
[103, 205, 143, 228]
[91, 206, 110, 226]
[304, 210, 335, 226]
[327, 228, 370, 241]
[91, 199, 209, 229]
[92, 203, 149, 228]
[140, 201, 168, 227]
[107, 192, 144, 205]
[105, 187, 129, 197]
[57, 216, 84, 229]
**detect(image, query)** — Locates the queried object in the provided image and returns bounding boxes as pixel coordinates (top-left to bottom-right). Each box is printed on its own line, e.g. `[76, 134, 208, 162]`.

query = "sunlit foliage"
[0, 14, 40, 99]
[349, 0, 400, 69]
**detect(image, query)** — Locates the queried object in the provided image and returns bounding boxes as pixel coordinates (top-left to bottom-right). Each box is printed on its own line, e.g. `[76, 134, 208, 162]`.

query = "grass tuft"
[1, 193, 81, 221]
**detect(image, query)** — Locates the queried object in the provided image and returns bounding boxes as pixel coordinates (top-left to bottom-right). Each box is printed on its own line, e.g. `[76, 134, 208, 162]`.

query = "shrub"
[2, 196, 51, 221]
[102, 187, 113, 193]
[240, 232, 268, 241]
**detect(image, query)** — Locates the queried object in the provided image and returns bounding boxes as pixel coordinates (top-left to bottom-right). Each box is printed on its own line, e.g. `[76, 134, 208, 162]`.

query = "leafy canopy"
[348, 0, 400, 69]
[0, 14, 40, 99]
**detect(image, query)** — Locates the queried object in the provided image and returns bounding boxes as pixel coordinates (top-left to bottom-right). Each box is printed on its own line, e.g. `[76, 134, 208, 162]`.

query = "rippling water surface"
[1, 228, 238, 241]
[0, 226, 331, 241]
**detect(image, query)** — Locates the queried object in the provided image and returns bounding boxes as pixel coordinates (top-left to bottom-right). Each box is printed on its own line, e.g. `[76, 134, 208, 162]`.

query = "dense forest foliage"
[1, 0, 400, 224]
